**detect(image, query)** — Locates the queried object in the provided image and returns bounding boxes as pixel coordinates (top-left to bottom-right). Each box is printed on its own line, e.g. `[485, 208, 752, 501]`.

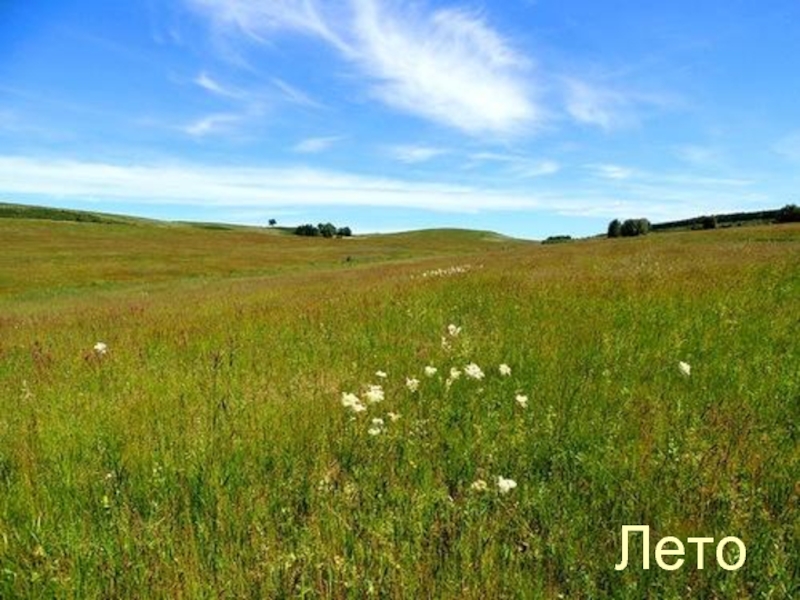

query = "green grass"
[0, 217, 798, 598]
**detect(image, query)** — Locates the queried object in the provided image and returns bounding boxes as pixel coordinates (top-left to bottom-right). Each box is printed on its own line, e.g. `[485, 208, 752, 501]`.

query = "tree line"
[294, 223, 352, 238]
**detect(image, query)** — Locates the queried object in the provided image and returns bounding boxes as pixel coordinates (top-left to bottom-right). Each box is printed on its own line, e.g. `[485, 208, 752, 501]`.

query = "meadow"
[0, 217, 798, 598]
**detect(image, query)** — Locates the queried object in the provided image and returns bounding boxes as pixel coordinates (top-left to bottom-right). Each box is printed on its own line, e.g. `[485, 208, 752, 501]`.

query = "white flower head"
[464, 363, 485, 380]
[497, 476, 517, 494]
[470, 479, 488, 492]
[447, 324, 462, 337]
[441, 336, 452, 351]
[515, 394, 528, 408]
[678, 361, 691, 377]
[93, 342, 108, 356]
[424, 366, 438, 377]
[499, 364, 512, 376]
[449, 367, 462, 380]
[375, 370, 387, 379]
[406, 377, 420, 392]
[363, 385, 385, 404]
[387, 411, 401, 422]
[341, 392, 367, 413]
[341, 392, 359, 408]
[368, 417, 385, 436]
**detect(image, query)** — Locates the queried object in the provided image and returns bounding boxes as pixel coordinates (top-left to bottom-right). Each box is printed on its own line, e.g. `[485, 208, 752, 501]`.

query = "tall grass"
[0, 222, 798, 598]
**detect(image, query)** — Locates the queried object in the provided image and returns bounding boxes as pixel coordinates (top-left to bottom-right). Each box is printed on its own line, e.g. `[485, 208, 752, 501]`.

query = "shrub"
[776, 204, 800, 223]
[294, 224, 320, 237]
[337, 227, 352, 237]
[607, 219, 622, 238]
[701, 215, 717, 229]
[621, 218, 651, 237]
[543, 235, 572, 244]
[318, 223, 337, 238]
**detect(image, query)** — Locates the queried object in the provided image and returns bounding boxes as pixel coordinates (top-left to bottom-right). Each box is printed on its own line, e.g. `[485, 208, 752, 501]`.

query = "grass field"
[0, 217, 798, 598]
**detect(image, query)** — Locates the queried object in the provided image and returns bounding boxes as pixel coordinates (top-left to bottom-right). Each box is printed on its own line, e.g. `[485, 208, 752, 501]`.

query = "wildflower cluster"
[415, 264, 482, 279]
[338, 324, 528, 495]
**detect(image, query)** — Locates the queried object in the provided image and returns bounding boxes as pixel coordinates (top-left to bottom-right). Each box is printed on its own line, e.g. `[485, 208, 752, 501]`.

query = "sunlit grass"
[0, 222, 798, 597]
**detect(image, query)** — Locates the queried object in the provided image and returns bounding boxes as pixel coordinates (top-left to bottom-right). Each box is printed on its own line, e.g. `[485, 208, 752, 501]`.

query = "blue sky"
[1, 0, 799, 239]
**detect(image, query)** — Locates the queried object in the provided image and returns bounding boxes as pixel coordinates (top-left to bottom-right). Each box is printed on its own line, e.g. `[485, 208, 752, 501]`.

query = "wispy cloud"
[562, 78, 675, 131]
[183, 113, 243, 137]
[469, 152, 560, 178]
[272, 78, 324, 109]
[588, 164, 635, 180]
[0, 155, 769, 222]
[188, 0, 542, 136]
[194, 72, 245, 99]
[674, 145, 725, 168]
[388, 145, 448, 164]
[293, 136, 342, 153]
[563, 79, 631, 130]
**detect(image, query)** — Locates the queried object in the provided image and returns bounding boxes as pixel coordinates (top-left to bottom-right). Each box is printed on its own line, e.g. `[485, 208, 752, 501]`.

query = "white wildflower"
[499, 363, 512, 376]
[341, 392, 366, 413]
[441, 336, 451, 351]
[515, 394, 528, 408]
[470, 479, 488, 492]
[497, 476, 517, 494]
[368, 417, 385, 436]
[678, 361, 691, 377]
[387, 412, 401, 422]
[424, 366, 438, 377]
[341, 392, 359, 407]
[375, 370, 387, 379]
[405, 377, 420, 392]
[464, 363, 484, 380]
[363, 385, 385, 404]
[449, 367, 461, 380]
[93, 342, 108, 356]
[447, 324, 462, 337]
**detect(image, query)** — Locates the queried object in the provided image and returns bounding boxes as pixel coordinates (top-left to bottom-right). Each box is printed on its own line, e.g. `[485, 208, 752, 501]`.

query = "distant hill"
[0, 202, 149, 225]
[652, 205, 799, 232]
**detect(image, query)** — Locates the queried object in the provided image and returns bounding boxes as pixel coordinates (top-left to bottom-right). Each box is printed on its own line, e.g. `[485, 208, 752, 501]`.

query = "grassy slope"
[0, 219, 522, 303]
[0, 218, 798, 598]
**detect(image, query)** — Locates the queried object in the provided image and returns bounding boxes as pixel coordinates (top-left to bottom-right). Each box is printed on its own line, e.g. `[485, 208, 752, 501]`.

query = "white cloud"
[187, 0, 542, 135]
[468, 152, 560, 178]
[0, 155, 767, 223]
[272, 78, 324, 109]
[186, 0, 348, 50]
[588, 164, 635, 180]
[388, 145, 448, 164]
[674, 145, 724, 168]
[563, 79, 629, 130]
[194, 72, 244, 99]
[183, 113, 242, 137]
[562, 78, 674, 131]
[293, 136, 341, 153]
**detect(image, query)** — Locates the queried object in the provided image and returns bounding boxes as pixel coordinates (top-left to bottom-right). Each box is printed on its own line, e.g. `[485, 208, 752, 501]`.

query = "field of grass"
[1, 217, 798, 598]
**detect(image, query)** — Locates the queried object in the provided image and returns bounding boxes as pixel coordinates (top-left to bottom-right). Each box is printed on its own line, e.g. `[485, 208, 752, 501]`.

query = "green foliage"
[701, 215, 718, 229]
[543, 235, 572, 244]
[294, 222, 353, 237]
[608, 219, 622, 238]
[294, 223, 321, 236]
[318, 222, 337, 238]
[621, 218, 651, 237]
[776, 203, 800, 223]
[268, 218, 277, 227]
